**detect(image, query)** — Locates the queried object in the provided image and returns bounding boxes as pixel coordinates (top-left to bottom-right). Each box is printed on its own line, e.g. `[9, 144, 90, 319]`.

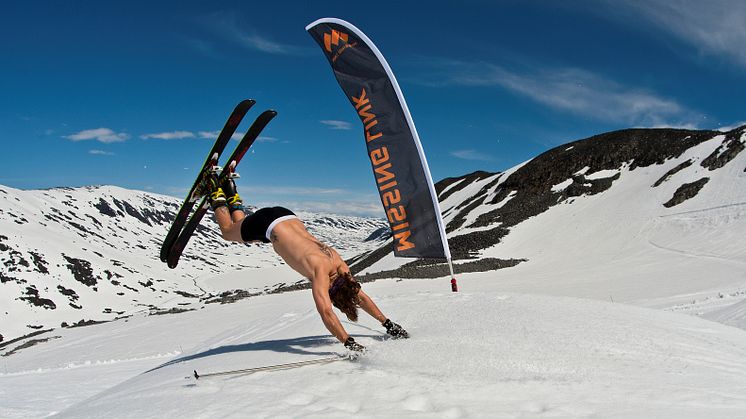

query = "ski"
[192, 355, 351, 379]
[160, 99, 255, 263]
[166, 109, 278, 269]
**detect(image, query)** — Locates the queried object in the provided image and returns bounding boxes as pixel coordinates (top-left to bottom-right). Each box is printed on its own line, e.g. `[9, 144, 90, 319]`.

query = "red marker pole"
[447, 259, 458, 292]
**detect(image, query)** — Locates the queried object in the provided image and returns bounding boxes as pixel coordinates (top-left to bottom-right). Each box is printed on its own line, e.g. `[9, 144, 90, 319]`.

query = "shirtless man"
[197, 174, 409, 352]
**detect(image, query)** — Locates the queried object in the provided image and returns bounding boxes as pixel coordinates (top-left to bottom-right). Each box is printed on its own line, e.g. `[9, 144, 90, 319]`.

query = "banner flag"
[307, 18, 451, 259]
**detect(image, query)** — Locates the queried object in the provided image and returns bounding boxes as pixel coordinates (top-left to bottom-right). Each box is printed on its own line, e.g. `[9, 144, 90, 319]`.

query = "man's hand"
[344, 337, 366, 352]
[383, 319, 409, 339]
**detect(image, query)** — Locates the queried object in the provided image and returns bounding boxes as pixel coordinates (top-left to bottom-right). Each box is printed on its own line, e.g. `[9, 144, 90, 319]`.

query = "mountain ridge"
[352, 125, 746, 278]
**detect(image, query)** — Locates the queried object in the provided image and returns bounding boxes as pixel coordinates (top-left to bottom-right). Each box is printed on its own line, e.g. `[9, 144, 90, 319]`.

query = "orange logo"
[324, 29, 349, 53]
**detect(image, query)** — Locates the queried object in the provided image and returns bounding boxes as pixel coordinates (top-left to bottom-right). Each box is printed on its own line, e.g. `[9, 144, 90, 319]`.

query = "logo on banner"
[324, 29, 356, 62]
[324, 29, 347, 52]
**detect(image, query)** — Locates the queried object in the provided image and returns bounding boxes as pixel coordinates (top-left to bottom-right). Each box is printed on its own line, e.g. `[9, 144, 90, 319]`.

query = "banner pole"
[448, 258, 458, 292]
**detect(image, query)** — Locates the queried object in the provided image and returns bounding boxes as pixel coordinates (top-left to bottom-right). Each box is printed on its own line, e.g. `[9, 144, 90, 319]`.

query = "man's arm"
[311, 264, 349, 343]
[357, 290, 386, 323]
[358, 289, 410, 339]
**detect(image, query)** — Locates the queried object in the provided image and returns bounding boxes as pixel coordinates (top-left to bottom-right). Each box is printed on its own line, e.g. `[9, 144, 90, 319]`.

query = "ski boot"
[194, 166, 227, 210]
[221, 163, 245, 214]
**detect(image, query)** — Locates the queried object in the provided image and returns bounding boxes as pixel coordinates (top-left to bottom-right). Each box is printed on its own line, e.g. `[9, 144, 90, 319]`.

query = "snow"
[482, 135, 746, 307]
[705, 299, 746, 330]
[1, 132, 746, 417]
[585, 169, 620, 180]
[551, 178, 573, 192]
[3, 281, 746, 418]
[440, 173, 502, 222]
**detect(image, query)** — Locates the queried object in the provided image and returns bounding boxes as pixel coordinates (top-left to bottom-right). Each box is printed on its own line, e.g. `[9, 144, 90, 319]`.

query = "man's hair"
[329, 272, 361, 322]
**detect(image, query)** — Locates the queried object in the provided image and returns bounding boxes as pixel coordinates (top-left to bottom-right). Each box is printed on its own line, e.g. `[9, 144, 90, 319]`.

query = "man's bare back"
[269, 218, 348, 284]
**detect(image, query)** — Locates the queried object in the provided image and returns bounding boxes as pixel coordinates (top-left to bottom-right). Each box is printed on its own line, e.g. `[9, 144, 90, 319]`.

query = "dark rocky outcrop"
[364, 227, 391, 242]
[63, 255, 100, 287]
[94, 198, 118, 217]
[204, 290, 261, 304]
[356, 257, 526, 282]
[663, 178, 710, 208]
[1, 335, 61, 357]
[19, 286, 57, 310]
[701, 129, 745, 170]
[653, 159, 693, 187]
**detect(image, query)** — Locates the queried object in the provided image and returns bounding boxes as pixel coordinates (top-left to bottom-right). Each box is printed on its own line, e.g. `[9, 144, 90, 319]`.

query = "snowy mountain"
[353, 126, 746, 288]
[2, 125, 746, 417]
[3, 125, 745, 345]
[0, 185, 387, 343]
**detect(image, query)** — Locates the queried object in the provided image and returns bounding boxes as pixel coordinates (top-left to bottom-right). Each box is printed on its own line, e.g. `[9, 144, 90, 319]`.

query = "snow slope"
[481, 133, 746, 316]
[2, 276, 746, 417]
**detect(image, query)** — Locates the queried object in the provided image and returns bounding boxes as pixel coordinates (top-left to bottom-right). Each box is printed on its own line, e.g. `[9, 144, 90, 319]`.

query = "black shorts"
[240, 207, 297, 243]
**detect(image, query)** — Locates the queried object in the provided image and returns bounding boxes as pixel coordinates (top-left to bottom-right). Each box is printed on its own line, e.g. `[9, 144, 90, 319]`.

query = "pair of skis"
[160, 99, 277, 269]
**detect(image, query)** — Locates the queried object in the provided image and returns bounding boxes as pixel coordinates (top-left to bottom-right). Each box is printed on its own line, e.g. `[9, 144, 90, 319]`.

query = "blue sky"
[2, 0, 745, 216]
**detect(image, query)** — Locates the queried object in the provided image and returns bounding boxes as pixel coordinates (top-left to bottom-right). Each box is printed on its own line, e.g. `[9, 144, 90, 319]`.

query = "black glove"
[383, 319, 409, 339]
[344, 337, 366, 352]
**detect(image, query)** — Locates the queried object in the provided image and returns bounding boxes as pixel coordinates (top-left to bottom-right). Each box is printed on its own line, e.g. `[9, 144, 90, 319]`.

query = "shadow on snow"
[145, 333, 382, 374]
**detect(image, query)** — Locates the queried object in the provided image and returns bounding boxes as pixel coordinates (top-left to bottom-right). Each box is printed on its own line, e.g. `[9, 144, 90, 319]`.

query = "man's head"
[329, 272, 361, 322]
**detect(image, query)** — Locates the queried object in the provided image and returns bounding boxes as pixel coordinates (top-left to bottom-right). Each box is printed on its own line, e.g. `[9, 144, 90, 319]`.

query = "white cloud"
[89, 149, 115, 156]
[320, 120, 354, 130]
[65, 128, 129, 143]
[421, 60, 701, 128]
[198, 131, 245, 141]
[203, 11, 311, 56]
[613, 0, 746, 68]
[140, 131, 195, 140]
[717, 121, 746, 132]
[239, 34, 294, 55]
[450, 149, 494, 161]
[242, 186, 347, 196]
[257, 136, 279, 143]
[198, 130, 219, 139]
[254, 199, 384, 218]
